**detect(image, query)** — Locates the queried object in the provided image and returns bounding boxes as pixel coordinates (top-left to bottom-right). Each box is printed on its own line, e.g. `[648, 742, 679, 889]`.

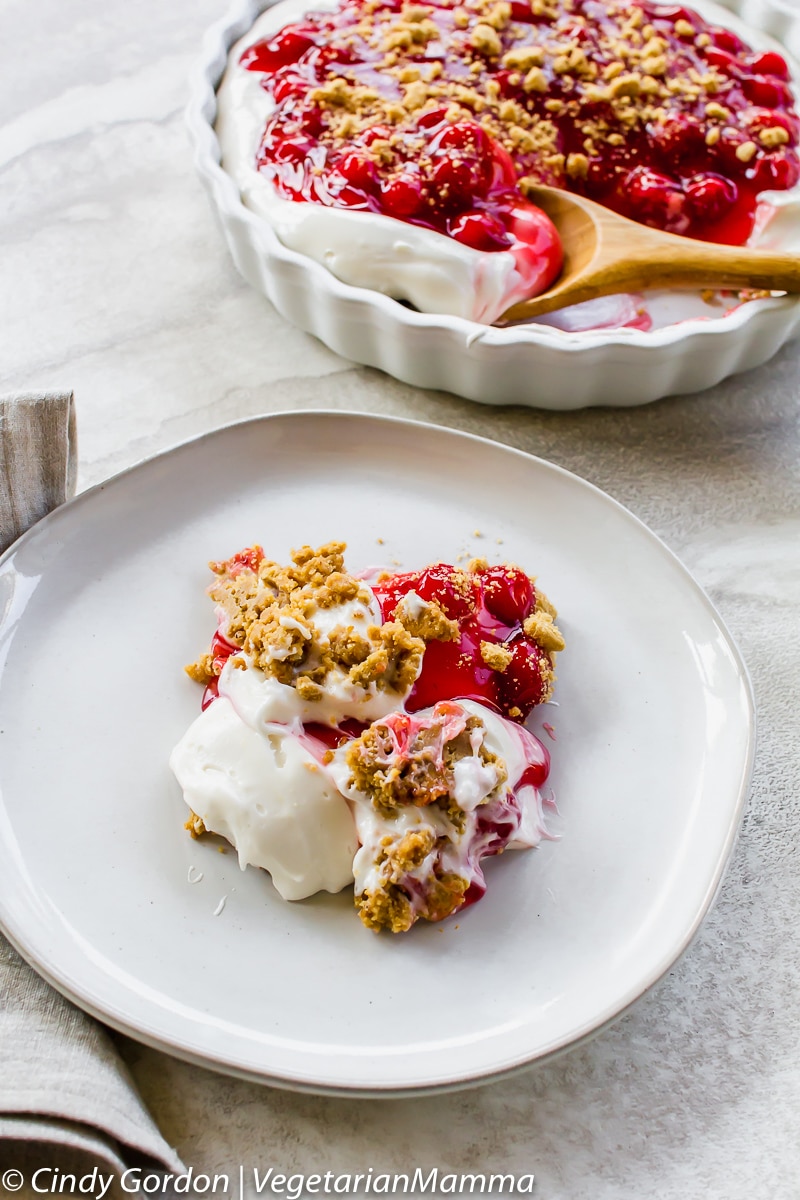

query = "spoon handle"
[502, 180, 800, 322]
[503, 241, 800, 322]
[608, 241, 800, 295]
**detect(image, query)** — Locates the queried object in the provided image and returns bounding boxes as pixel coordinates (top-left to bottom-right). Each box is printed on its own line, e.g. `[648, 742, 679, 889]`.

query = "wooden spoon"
[500, 183, 800, 323]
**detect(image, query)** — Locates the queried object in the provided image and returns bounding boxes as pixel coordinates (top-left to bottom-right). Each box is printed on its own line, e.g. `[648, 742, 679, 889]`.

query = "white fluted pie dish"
[186, 0, 800, 408]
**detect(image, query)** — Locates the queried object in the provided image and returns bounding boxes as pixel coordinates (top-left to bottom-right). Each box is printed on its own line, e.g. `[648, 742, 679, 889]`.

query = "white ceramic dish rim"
[186, 0, 800, 352]
[0, 411, 757, 1096]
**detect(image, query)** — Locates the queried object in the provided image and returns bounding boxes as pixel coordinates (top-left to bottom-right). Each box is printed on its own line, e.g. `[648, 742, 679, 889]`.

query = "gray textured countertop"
[2, 0, 800, 1196]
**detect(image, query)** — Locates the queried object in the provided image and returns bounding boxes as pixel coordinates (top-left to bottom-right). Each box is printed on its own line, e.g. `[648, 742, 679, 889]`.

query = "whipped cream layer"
[170, 696, 357, 900]
[216, 0, 800, 329]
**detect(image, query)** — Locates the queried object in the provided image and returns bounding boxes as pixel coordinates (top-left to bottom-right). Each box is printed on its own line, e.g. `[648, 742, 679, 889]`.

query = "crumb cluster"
[342, 702, 507, 932]
[185, 542, 457, 701]
[393, 593, 460, 642]
[523, 605, 565, 653]
[358, 860, 469, 932]
[345, 703, 505, 819]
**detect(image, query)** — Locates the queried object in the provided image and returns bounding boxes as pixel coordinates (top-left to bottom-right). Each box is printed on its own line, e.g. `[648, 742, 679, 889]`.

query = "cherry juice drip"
[200, 630, 238, 709]
[458, 756, 551, 910]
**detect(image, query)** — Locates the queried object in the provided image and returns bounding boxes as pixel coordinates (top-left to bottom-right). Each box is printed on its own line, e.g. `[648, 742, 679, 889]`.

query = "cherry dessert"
[241, 0, 800, 250]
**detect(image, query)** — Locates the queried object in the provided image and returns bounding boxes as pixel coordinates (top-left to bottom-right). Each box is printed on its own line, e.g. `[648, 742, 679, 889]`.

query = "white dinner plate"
[0, 412, 754, 1095]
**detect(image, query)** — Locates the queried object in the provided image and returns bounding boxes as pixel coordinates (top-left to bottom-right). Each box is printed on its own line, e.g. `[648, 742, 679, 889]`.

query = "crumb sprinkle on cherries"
[240, 0, 800, 251]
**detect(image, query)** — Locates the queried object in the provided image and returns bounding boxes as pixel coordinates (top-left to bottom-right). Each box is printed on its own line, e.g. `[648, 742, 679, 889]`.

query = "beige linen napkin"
[0, 392, 77, 554]
[0, 392, 184, 1176]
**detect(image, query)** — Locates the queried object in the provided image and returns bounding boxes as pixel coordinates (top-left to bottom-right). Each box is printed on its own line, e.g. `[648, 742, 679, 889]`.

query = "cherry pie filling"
[372, 560, 562, 719]
[240, 0, 799, 262]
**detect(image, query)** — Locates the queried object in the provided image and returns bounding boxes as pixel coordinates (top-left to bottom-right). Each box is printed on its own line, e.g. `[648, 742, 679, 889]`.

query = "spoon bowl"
[501, 184, 800, 323]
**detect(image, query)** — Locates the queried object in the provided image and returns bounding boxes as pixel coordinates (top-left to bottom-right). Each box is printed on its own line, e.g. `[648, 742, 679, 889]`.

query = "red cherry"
[273, 136, 315, 164]
[489, 140, 519, 189]
[703, 47, 741, 77]
[748, 50, 789, 80]
[271, 72, 308, 103]
[508, 200, 562, 252]
[644, 4, 698, 21]
[562, 20, 590, 44]
[741, 75, 790, 108]
[685, 173, 738, 219]
[651, 115, 705, 165]
[450, 210, 511, 250]
[362, 125, 395, 146]
[339, 151, 378, 192]
[747, 107, 794, 136]
[625, 166, 689, 234]
[710, 26, 746, 55]
[415, 564, 476, 621]
[314, 43, 356, 70]
[417, 107, 449, 129]
[499, 639, 548, 714]
[431, 156, 485, 205]
[752, 152, 800, 191]
[481, 567, 535, 624]
[240, 29, 316, 73]
[335, 184, 372, 208]
[298, 106, 324, 136]
[435, 122, 489, 154]
[433, 123, 497, 189]
[493, 68, 522, 99]
[380, 175, 424, 218]
[510, 1, 534, 20]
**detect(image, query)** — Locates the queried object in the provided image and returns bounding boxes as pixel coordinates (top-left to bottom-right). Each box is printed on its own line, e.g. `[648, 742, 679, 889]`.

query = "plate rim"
[0, 410, 757, 1096]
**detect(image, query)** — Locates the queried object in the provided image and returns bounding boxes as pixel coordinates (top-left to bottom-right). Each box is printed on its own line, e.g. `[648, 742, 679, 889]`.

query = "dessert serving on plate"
[170, 542, 564, 932]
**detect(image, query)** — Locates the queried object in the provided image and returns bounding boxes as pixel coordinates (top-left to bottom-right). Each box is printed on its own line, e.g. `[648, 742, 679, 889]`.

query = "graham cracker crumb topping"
[358, 871, 469, 932]
[344, 703, 506, 821]
[342, 702, 508, 932]
[523, 608, 566, 653]
[480, 640, 514, 671]
[185, 811, 207, 838]
[188, 542, 424, 699]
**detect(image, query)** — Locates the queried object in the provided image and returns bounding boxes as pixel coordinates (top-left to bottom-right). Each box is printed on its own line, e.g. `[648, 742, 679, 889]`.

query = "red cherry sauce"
[300, 719, 366, 760]
[200, 630, 239, 709]
[201, 546, 265, 707]
[241, 0, 800, 251]
[372, 562, 554, 722]
[459, 731, 551, 911]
